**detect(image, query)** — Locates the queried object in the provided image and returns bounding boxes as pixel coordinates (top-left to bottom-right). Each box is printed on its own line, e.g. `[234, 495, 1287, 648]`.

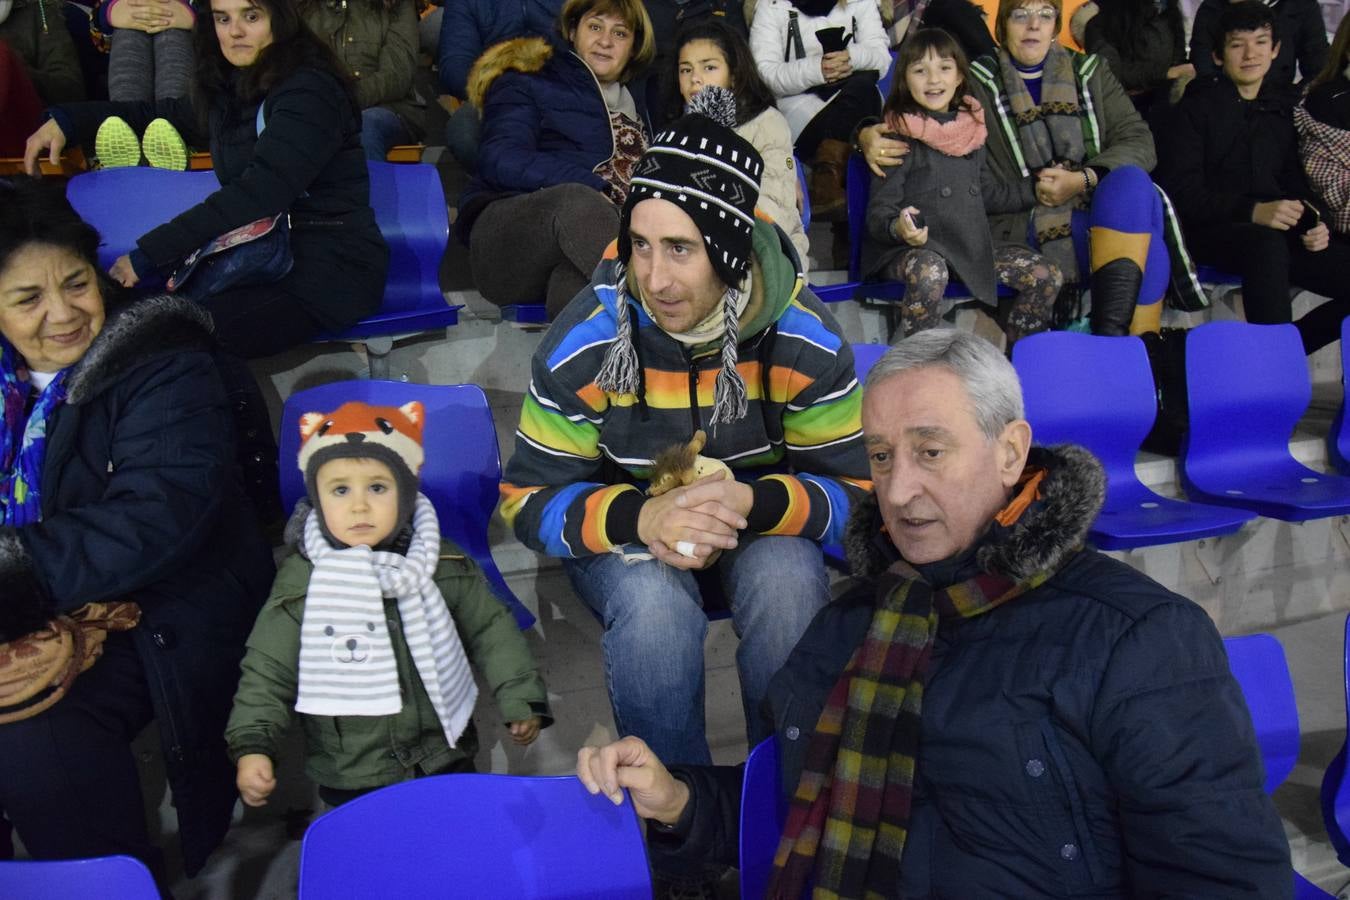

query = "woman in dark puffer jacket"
[457, 0, 655, 320]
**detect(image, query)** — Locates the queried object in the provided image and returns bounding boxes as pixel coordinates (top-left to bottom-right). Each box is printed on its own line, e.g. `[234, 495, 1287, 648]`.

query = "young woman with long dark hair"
[23, 0, 389, 358]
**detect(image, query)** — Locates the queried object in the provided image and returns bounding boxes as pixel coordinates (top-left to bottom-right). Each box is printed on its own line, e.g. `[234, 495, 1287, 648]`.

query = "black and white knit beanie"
[601, 87, 764, 425]
[618, 86, 763, 288]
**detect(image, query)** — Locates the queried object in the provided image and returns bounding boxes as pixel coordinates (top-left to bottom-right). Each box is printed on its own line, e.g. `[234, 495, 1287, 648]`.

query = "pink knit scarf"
[884, 96, 987, 157]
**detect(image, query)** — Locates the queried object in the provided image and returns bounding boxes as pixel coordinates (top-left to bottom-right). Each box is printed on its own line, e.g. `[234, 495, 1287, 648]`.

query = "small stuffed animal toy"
[647, 430, 732, 498]
[647, 431, 734, 561]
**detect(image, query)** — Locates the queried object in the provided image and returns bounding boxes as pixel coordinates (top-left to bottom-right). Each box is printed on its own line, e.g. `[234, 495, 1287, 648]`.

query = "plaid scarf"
[0, 342, 68, 527]
[769, 469, 1052, 899]
[1294, 104, 1350, 235]
[998, 45, 1090, 282]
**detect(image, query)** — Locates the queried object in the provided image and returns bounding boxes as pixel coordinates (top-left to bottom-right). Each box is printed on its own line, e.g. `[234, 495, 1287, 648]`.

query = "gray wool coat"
[862, 136, 1028, 305]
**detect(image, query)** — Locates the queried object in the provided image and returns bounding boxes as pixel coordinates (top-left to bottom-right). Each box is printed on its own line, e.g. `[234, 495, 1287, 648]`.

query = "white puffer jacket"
[749, 0, 892, 139]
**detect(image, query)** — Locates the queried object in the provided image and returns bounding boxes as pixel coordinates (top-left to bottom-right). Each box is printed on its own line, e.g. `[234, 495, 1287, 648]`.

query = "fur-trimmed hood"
[467, 35, 555, 110]
[843, 444, 1106, 582]
[64, 294, 214, 406]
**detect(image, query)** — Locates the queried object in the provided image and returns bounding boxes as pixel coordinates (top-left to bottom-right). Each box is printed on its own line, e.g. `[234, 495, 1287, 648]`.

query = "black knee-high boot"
[1089, 258, 1143, 336]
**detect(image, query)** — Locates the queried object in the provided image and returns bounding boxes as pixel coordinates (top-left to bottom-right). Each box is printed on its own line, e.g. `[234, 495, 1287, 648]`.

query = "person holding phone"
[1156, 1, 1350, 354]
[864, 29, 1059, 346]
[749, 0, 890, 217]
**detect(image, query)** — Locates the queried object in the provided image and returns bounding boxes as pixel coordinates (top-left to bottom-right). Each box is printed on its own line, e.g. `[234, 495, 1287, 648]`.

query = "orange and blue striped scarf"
[769, 469, 1050, 898]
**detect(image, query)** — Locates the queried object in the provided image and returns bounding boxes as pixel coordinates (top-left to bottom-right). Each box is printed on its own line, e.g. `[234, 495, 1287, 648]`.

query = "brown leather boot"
[808, 138, 850, 221]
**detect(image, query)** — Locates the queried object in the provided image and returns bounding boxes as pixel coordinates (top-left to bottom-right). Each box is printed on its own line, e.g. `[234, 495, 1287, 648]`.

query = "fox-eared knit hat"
[602, 87, 764, 426]
[298, 400, 426, 546]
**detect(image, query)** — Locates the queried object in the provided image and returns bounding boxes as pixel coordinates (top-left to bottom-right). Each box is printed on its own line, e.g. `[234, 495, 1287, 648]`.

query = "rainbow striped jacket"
[499, 222, 871, 559]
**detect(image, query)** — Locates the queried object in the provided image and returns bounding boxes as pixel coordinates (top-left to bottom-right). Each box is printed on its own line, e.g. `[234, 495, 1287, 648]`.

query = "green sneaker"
[143, 118, 189, 171]
[93, 116, 141, 169]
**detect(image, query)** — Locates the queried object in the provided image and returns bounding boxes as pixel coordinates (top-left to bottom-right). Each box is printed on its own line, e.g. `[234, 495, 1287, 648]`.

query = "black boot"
[1089, 258, 1143, 337]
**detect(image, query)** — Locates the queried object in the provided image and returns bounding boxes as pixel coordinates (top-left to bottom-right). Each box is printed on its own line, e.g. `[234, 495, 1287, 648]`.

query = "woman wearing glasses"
[862, 0, 1203, 336]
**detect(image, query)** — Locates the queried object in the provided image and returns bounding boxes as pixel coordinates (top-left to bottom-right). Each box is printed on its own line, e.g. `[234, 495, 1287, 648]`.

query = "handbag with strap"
[0, 601, 141, 724]
[166, 103, 295, 301]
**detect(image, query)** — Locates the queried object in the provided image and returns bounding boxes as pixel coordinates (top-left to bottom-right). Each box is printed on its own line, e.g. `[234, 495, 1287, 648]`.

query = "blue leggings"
[1056, 165, 1170, 307]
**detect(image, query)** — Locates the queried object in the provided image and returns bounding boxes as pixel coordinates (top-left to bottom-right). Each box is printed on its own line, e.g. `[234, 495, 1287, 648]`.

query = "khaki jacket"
[302, 0, 424, 138]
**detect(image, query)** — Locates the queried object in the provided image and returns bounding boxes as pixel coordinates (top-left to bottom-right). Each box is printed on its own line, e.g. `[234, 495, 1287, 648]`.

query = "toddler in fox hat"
[226, 401, 550, 807]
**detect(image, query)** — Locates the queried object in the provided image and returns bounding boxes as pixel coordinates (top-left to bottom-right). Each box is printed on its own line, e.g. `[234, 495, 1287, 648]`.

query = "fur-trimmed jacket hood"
[843, 444, 1106, 582]
[467, 35, 556, 111]
[64, 294, 214, 405]
[457, 34, 653, 242]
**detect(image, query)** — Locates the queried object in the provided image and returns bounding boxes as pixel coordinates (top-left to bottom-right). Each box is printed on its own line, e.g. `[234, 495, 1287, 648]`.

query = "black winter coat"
[0, 296, 274, 875]
[1155, 74, 1311, 231]
[1189, 0, 1328, 88]
[660, 446, 1292, 897]
[57, 67, 389, 332]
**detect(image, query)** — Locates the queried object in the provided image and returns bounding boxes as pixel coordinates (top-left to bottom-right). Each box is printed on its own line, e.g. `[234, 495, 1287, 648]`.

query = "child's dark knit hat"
[297, 400, 426, 545]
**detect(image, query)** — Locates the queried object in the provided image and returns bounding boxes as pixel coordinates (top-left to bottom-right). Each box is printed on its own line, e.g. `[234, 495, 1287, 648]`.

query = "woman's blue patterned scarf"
[0, 341, 69, 527]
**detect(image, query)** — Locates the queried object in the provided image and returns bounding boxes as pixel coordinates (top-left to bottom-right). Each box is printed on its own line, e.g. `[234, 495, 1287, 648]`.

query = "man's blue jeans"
[360, 106, 414, 162]
[564, 535, 829, 766]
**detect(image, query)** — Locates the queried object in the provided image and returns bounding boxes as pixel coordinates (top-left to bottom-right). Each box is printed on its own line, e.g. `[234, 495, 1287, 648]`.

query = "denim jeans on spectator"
[564, 534, 829, 766]
[360, 106, 414, 162]
[444, 102, 480, 171]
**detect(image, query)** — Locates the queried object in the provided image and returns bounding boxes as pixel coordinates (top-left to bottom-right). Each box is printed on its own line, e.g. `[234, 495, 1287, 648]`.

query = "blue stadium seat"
[1330, 317, 1350, 474]
[298, 774, 650, 898]
[0, 855, 159, 899]
[1183, 321, 1350, 520]
[278, 380, 535, 630]
[740, 736, 786, 900]
[1013, 331, 1254, 549]
[1320, 613, 1350, 870]
[64, 163, 461, 378]
[1223, 634, 1337, 898]
[317, 162, 462, 344]
[796, 154, 811, 230]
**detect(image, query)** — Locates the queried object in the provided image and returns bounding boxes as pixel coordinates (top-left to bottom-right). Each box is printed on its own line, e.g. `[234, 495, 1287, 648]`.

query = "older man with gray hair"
[578, 327, 1291, 897]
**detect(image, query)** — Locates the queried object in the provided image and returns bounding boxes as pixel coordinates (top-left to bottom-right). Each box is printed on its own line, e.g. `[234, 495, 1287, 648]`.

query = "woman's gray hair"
[864, 328, 1024, 441]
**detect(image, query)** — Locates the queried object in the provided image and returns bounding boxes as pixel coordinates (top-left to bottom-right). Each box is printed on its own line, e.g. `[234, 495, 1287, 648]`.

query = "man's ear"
[1273, 40, 1282, 58]
[1213, 48, 1224, 67]
[997, 419, 1033, 488]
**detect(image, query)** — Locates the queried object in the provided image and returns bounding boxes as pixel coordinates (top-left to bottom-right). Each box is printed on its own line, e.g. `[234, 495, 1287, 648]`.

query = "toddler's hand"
[508, 716, 542, 746]
[237, 754, 277, 807]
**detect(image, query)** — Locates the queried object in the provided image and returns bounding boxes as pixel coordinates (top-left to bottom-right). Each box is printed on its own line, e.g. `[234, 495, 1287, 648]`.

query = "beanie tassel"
[596, 267, 641, 398]
[711, 286, 749, 427]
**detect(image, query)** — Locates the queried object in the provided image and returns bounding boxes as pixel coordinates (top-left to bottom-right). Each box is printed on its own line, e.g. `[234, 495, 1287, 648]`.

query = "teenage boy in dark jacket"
[1189, 0, 1327, 88]
[577, 328, 1292, 897]
[1157, 0, 1350, 354]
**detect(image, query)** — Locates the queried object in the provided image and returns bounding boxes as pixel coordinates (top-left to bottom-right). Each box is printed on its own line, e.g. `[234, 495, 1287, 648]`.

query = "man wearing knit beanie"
[500, 91, 871, 771]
